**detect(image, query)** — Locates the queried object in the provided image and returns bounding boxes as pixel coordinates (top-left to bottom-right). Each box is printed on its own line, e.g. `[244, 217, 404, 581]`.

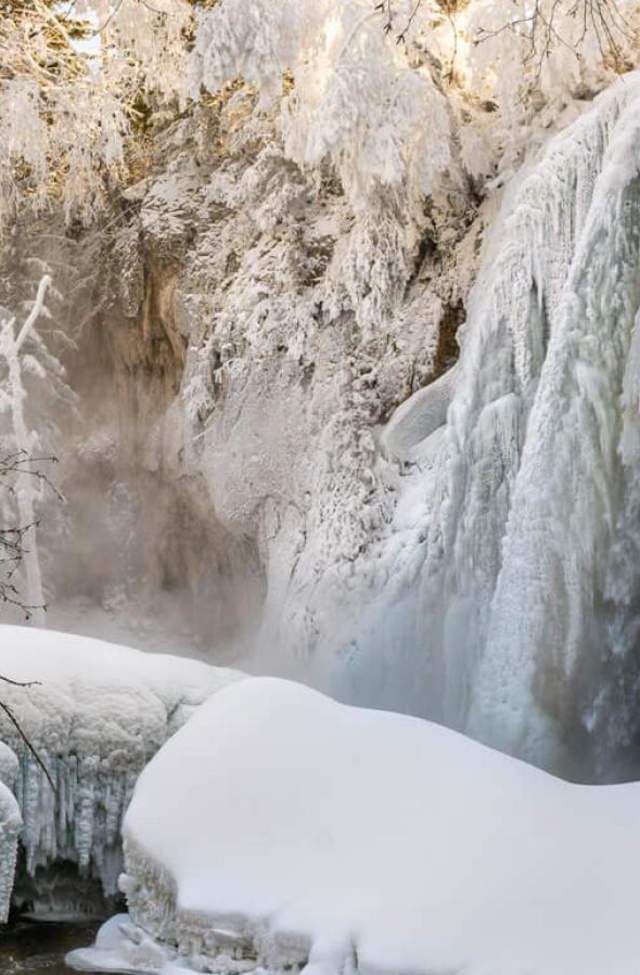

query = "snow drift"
[0, 625, 242, 915]
[70, 677, 640, 975]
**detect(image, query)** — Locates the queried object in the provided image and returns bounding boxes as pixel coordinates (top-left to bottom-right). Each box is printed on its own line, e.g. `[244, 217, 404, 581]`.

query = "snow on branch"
[191, 0, 452, 208]
[0, 0, 191, 232]
[191, 0, 640, 205]
[0, 274, 68, 627]
[2, 0, 638, 232]
[0, 451, 59, 622]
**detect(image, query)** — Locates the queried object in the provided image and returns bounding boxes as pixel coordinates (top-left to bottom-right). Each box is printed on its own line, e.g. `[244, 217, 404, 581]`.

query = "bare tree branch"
[0, 697, 56, 793]
[474, 0, 636, 79]
[379, 0, 636, 79]
[0, 450, 59, 619]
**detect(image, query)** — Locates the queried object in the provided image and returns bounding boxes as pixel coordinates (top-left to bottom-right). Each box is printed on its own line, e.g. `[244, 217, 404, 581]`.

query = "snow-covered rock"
[70, 677, 640, 975]
[0, 625, 242, 914]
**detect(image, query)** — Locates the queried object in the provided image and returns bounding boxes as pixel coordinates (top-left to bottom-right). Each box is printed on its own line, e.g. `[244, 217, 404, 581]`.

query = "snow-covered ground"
[0, 625, 242, 916]
[70, 677, 640, 975]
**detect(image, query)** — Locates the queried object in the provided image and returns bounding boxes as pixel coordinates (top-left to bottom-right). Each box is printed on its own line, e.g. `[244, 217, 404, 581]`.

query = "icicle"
[0, 626, 242, 913]
[336, 73, 640, 776]
[0, 744, 21, 923]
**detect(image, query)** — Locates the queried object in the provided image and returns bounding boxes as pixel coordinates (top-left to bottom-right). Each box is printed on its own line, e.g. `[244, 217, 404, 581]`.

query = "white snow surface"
[71, 677, 640, 975]
[380, 365, 456, 461]
[0, 625, 242, 902]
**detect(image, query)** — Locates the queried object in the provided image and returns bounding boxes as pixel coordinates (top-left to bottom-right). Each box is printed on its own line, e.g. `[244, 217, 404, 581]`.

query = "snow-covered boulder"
[70, 677, 640, 975]
[0, 625, 242, 914]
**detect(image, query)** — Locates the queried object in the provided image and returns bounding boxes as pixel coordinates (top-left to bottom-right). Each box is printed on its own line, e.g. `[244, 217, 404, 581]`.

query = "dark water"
[0, 920, 101, 974]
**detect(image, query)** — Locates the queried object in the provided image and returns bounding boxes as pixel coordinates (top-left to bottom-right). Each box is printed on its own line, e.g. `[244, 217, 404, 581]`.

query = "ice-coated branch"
[0, 673, 40, 689]
[0, 274, 63, 626]
[0, 455, 49, 622]
[14, 274, 51, 354]
[0, 699, 55, 794]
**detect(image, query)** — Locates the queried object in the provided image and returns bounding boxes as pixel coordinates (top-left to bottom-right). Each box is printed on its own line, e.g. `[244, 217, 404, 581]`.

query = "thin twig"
[92, 0, 127, 35]
[0, 700, 57, 794]
[0, 674, 41, 689]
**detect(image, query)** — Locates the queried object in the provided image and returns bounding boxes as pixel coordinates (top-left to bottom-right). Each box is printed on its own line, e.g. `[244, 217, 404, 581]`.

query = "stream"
[0, 919, 101, 974]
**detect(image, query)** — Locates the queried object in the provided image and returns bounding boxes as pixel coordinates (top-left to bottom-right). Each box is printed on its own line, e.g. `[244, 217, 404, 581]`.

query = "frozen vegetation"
[4, 1, 640, 971]
[69, 677, 640, 975]
[0, 626, 241, 917]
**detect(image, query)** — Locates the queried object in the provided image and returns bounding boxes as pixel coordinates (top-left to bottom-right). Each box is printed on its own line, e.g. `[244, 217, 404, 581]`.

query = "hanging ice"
[336, 72, 640, 777]
[0, 742, 21, 922]
[0, 625, 242, 915]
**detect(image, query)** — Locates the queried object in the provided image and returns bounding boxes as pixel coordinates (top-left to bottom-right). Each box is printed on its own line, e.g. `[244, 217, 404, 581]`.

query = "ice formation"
[69, 677, 640, 975]
[0, 625, 242, 915]
[379, 365, 456, 462]
[0, 742, 21, 922]
[335, 71, 640, 777]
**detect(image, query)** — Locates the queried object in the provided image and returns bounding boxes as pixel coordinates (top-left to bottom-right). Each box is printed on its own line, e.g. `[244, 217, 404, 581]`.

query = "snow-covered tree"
[192, 0, 640, 195]
[0, 450, 51, 621]
[1, 0, 636, 237]
[0, 0, 192, 232]
[0, 275, 51, 624]
[0, 272, 73, 623]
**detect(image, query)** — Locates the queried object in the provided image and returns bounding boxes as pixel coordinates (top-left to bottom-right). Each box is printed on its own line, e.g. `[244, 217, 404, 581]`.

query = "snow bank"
[0, 625, 242, 911]
[70, 677, 640, 975]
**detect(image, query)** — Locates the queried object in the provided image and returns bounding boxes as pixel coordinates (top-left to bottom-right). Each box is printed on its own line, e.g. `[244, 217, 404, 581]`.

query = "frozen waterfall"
[336, 73, 640, 780]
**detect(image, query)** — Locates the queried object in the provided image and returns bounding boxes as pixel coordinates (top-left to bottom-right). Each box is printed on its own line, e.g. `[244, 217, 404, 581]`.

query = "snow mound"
[71, 678, 640, 975]
[0, 625, 243, 908]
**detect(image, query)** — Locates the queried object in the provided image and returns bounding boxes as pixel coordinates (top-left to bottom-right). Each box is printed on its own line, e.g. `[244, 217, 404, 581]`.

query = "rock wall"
[45, 88, 482, 675]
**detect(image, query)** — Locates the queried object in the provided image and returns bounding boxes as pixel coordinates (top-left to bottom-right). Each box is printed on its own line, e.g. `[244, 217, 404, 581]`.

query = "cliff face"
[44, 87, 482, 673]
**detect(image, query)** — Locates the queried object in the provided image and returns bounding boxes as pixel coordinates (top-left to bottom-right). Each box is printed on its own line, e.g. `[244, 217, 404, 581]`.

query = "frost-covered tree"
[0, 0, 192, 232]
[0, 272, 72, 623]
[191, 0, 639, 194]
[0, 276, 51, 623]
[0, 450, 62, 629]
[2, 0, 636, 235]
